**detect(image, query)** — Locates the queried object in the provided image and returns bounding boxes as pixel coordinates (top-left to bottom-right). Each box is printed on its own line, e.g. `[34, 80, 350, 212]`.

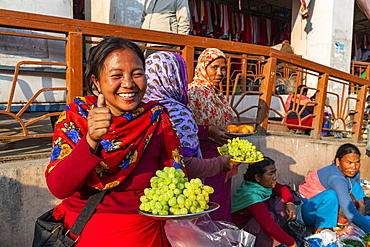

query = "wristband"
[286, 202, 294, 206]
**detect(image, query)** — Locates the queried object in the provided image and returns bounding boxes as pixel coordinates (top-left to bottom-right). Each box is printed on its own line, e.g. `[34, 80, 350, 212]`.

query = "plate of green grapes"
[218, 137, 264, 163]
[138, 167, 220, 220]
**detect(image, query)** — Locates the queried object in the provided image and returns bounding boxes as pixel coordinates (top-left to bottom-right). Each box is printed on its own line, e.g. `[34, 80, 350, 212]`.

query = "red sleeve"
[46, 136, 102, 199]
[273, 183, 294, 204]
[248, 202, 295, 246]
[184, 156, 224, 179]
[197, 125, 209, 141]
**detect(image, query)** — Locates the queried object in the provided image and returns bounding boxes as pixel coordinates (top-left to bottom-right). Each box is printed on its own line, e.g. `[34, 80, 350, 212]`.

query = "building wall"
[1, 136, 369, 245]
[86, 0, 144, 28]
[0, 0, 72, 107]
[291, 0, 355, 73]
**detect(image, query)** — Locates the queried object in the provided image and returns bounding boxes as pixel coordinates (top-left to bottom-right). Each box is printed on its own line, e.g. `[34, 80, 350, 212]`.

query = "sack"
[32, 209, 77, 247]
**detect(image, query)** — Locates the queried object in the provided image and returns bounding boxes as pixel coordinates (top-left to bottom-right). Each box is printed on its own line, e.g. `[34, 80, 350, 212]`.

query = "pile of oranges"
[227, 125, 255, 134]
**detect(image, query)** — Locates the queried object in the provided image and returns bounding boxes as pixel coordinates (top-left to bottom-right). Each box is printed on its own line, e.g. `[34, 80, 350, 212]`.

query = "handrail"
[0, 9, 369, 143]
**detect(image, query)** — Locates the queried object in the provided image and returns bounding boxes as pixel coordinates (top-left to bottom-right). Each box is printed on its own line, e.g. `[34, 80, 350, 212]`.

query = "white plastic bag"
[336, 234, 365, 247]
[305, 229, 337, 247]
[164, 214, 256, 247]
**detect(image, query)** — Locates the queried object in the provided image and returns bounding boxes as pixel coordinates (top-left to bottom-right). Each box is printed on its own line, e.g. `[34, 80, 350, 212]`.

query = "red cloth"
[231, 183, 295, 246]
[46, 96, 182, 191]
[196, 124, 232, 221]
[286, 117, 313, 130]
[47, 131, 177, 214]
[54, 203, 170, 247]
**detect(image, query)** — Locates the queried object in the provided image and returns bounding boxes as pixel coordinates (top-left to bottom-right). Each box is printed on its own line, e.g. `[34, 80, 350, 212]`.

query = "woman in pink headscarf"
[188, 48, 235, 221]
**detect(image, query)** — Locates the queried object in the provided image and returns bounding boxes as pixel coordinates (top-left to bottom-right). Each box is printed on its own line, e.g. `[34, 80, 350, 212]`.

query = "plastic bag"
[164, 214, 256, 247]
[306, 230, 337, 247]
[336, 223, 366, 239]
[336, 234, 365, 247]
[283, 219, 311, 247]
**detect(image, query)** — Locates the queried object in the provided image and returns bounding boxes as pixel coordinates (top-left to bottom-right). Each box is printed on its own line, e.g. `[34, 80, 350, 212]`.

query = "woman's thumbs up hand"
[86, 94, 113, 153]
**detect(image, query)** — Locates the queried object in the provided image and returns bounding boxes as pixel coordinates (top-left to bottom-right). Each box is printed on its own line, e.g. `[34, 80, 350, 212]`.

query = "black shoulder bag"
[32, 190, 105, 247]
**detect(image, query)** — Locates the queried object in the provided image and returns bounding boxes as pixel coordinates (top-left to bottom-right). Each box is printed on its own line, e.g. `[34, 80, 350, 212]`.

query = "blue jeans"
[301, 190, 338, 228]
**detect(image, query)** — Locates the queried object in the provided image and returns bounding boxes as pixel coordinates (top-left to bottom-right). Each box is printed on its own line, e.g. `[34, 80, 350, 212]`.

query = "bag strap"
[65, 190, 106, 244]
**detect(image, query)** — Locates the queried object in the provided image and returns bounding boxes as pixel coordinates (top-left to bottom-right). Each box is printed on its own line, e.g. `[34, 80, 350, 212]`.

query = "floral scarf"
[231, 181, 272, 213]
[143, 51, 201, 158]
[46, 96, 183, 191]
[188, 48, 234, 128]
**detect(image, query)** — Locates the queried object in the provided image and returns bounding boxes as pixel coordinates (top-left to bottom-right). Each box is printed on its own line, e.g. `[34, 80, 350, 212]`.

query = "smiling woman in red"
[45, 37, 184, 246]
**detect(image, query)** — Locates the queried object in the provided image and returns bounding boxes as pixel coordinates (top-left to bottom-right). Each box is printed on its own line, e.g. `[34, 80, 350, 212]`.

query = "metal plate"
[138, 202, 219, 220]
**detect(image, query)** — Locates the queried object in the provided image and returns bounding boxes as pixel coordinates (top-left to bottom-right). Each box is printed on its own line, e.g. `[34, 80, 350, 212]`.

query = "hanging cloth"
[266, 18, 271, 45]
[299, 0, 311, 19]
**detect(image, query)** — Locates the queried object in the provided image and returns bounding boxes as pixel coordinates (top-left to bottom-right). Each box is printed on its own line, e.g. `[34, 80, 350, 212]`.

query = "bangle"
[286, 202, 294, 206]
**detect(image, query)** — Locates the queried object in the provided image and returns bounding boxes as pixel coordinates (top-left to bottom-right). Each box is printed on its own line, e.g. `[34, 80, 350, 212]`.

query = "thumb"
[97, 94, 106, 108]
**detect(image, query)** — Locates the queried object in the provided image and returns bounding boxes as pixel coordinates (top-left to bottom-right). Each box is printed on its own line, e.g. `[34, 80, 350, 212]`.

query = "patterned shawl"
[188, 48, 234, 128]
[46, 96, 183, 191]
[143, 51, 201, 158]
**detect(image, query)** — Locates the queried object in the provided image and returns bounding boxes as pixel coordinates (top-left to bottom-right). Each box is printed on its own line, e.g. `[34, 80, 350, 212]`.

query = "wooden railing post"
[311, 73, 328, 139]
[256, 57, 276, 134]
[241, 54, 247, 92]
[66, 32, 83, 104]
[352, 85, 367, 142]
[181, 45, 194, 85]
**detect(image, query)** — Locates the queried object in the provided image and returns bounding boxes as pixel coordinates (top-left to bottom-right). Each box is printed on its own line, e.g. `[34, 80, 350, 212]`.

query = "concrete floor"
[0, 112, 53, 162]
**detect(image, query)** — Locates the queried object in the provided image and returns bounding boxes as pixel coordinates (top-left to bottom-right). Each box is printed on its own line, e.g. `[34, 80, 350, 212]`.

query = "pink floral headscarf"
[188, 48, 234, 128]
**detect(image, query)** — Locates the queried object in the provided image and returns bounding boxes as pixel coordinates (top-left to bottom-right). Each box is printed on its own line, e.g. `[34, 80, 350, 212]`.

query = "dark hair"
[297, 85, 308, 96]
[244, 157, 275, 182]
[334, 143, 361, 162]
[85, 36, 145, 96]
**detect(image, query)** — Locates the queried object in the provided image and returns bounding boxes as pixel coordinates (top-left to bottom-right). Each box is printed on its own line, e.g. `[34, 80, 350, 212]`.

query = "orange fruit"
[227, 125, 238, 133]
[238, 125, 249, 134]
[238, 127, 250, 134]
[245, 125, 255, 133]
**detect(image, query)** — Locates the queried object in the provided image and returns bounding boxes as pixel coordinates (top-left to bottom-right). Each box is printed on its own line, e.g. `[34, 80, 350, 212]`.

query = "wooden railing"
[1, 9, 370, 143]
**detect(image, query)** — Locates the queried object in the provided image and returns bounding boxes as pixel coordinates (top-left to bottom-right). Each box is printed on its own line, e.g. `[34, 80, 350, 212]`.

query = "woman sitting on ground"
[299, 143, 370, 233]
[231, 157, 297, 247]
[285, 84, 315, 134]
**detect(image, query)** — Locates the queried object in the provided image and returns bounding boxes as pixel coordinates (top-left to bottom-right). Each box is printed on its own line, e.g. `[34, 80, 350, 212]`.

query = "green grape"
[177, 196, 185, 205]
[177, 183, 185, 190]
[155, 202, 162, 210]
[168, 197, 177, 206]
[196, 194, 204, 202]
[196, 208, 204, 213]
[166, 190, 174, 198]
[168, 183, 176, 190]
[139, 203, 146, 211]
[159, 210, 168, 216]
[180, 208, 188, 215]
[183, 189, 190, 197]
[140, 195, 148, 203]
[219, 137, 264, 162]
[152, 194, 159, 202]
[144, 203, 151, 212]
[185, 199, 192, 207]
[144, 188, 151, 196]
[141, 167, 215, 216]
[188, 195, 196, 201]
